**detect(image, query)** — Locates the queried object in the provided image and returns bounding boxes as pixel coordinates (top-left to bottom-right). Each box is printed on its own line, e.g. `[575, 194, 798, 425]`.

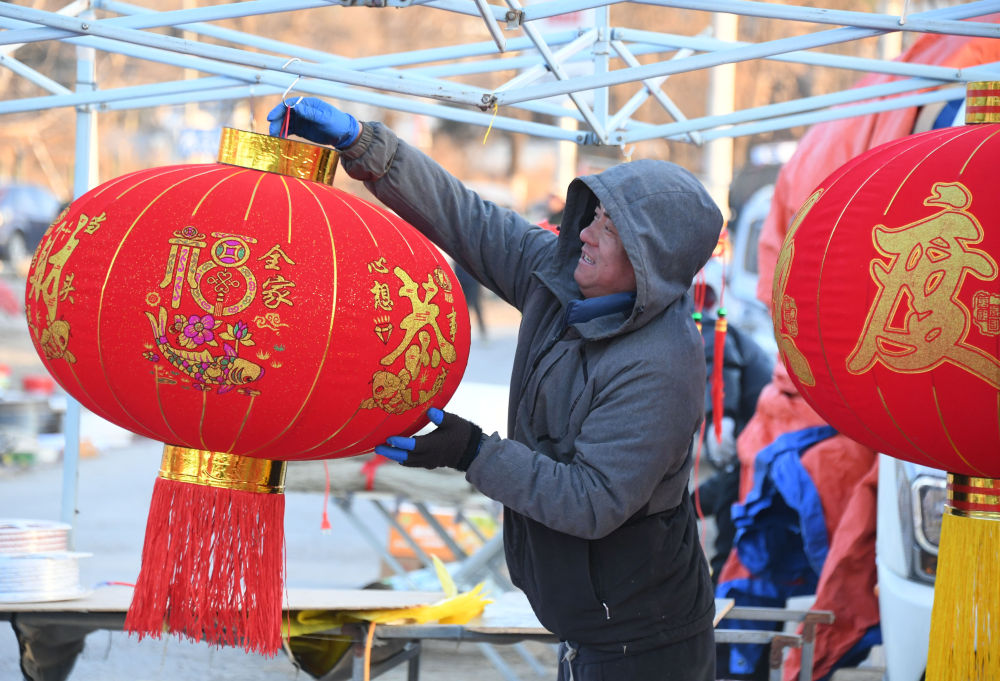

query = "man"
[269, 98, 722, 680]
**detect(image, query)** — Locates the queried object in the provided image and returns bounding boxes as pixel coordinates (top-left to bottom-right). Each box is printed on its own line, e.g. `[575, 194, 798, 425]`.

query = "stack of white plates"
[0, 519, 90, 603]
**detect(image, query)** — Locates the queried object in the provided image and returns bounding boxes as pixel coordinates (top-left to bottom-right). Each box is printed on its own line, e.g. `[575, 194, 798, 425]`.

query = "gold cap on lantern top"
[965, 81, 1000, 124]
[945, 473, 1000, 521]
[217, 128, 338, 185]
[159, 445, 287, 494]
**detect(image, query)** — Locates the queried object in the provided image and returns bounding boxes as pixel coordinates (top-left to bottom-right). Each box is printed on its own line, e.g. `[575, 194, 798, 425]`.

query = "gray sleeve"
[466, 359, 698, 540]
[339, 122, 557, 311]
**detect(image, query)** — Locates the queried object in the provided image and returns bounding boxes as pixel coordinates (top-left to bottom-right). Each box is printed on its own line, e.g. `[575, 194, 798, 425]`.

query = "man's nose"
[580, 223, 597, 243]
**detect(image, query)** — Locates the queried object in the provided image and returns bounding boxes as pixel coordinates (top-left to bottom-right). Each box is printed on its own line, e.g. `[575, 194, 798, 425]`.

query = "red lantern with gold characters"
[24, 129, 470, 654]
[773, 82, 999, 681]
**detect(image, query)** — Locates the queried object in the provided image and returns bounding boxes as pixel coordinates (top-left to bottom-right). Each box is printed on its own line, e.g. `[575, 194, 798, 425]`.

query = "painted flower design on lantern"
[170, 313, 219, 348]
[145, 307, 263, 393]
[183, 314, 217, 347]
[219, 320, 255, 348]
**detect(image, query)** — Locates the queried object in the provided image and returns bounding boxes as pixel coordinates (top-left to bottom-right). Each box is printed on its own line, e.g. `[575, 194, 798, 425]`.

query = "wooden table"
[0, 586, 446, 681]
[327, 593, 736, 681]
[2, 586, 831, 681]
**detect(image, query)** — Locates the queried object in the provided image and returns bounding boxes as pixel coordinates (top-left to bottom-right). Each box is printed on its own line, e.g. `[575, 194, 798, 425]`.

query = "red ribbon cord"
[361, 456, 390, 492]
[280, 105, 291, 138]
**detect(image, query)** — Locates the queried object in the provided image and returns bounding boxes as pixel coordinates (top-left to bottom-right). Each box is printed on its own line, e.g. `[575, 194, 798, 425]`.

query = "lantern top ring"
[217, 127, 338, 186]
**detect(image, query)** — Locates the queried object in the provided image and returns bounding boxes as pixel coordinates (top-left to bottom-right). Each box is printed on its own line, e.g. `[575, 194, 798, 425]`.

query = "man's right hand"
[266, 97, 361, 149]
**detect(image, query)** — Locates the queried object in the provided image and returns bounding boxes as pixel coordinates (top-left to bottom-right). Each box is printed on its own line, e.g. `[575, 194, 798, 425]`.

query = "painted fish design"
[145, 307, 263, 393]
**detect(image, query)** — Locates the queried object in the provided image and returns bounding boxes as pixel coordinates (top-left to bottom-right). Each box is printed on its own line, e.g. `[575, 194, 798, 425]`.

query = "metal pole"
[704, 11, 736, 218]
[61, 6, 98, 545]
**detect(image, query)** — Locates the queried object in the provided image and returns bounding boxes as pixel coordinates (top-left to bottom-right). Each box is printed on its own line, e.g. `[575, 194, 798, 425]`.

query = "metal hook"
[280, 57, 303, 108]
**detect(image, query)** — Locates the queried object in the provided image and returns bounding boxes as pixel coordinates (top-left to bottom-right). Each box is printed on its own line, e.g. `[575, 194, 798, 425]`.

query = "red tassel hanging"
[711, 252, 728, 443]
[692, 268, 706, 333]
[124, 446, 287, 656]
[320, 461, 332, 533]
[711, 309, 728, 442]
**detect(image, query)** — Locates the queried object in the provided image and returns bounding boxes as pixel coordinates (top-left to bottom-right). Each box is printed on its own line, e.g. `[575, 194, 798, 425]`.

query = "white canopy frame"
[1, 1, 999, 146]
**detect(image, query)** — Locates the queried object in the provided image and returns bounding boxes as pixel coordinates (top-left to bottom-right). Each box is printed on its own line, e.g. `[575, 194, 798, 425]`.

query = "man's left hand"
[375, 408, 483, 471]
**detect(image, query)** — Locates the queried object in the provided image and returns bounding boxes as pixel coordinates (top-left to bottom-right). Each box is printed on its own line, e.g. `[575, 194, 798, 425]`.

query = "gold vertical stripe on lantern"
[926, 475, 1000, 681]
[241, 178, 341, 459]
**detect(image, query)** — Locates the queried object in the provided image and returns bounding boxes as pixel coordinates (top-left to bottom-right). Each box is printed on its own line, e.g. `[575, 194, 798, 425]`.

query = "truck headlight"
[896, 465, 946, 584]
[913, 476, 946, 552]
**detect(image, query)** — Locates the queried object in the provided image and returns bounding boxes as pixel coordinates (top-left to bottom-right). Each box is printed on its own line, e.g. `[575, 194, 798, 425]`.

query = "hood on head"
[541, 159, 723, 335]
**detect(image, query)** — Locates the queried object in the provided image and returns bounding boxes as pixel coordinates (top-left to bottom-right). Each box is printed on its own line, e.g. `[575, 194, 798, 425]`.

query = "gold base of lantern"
[217, 127, 339, 185]
[125, 445, 288, 655]
[159, 445, 286, 494]
[926, 474, 1000, 681]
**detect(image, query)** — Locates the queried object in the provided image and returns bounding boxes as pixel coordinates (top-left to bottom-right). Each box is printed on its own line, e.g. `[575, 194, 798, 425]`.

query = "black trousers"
[556, 627, 715, 681]
[11, 616, 89, 681]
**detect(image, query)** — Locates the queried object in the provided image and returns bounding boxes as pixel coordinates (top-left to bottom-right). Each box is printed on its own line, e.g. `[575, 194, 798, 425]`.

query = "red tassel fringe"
[124, 477, 286, 656]
[712, 315, 728, 442]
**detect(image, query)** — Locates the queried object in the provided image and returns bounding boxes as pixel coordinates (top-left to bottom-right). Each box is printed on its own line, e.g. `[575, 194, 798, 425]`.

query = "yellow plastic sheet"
[285, 556, 494, 676]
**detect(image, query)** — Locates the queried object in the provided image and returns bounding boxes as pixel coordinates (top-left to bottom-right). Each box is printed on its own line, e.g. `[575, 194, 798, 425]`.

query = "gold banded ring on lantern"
[159, 446, 286, 494]
[945, 474, 1000, 520]
[217, 128, 338, 185]
[965, 81, 1000, 124]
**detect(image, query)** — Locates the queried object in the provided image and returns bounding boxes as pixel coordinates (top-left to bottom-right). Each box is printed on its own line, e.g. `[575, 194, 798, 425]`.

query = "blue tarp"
[716, 424, 837, 676]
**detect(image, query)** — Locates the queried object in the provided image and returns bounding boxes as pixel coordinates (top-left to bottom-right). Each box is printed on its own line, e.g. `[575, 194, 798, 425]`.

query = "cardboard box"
[387, 502, 497, 563]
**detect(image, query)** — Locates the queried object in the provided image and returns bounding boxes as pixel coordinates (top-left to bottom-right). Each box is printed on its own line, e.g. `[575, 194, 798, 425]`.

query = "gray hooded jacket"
[341, 122, 722, 651]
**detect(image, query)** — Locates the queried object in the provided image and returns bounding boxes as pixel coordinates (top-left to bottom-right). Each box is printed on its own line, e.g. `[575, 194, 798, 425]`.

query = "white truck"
[876, 455, 944, 680]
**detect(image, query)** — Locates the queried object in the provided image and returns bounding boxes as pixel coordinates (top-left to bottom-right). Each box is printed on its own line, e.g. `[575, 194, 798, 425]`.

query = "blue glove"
[375, 408, 483, 472]
[266, 97, 361, 149]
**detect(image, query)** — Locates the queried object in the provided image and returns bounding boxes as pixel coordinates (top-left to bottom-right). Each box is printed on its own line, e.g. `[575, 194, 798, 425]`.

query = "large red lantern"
[24, 129, 470, 654]
[773, 83, 999, 681]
